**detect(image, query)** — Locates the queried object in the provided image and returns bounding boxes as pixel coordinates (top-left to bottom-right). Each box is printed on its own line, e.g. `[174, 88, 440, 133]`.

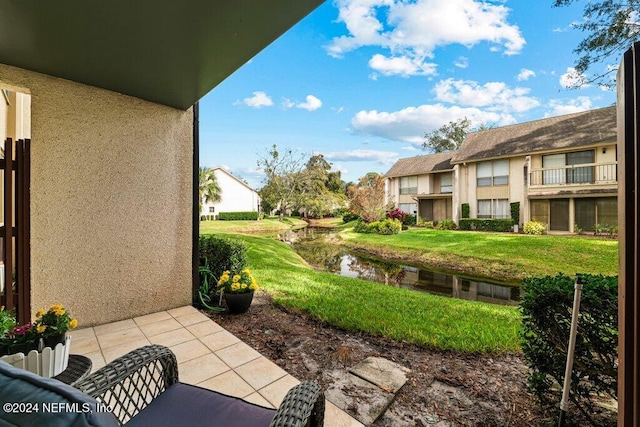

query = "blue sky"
[199, 0, 618, 189]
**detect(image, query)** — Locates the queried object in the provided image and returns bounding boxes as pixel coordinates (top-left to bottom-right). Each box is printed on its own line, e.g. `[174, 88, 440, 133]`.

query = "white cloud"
[327, 0, 525, 77]
[240, 91, 273, 108]
[433, 78, 540, 113]
[297, 95, 323, 111]
[323, 149, 399, 165]
[281, 98, 295, 109]
[517, 68, 535, 81]
[559, 67, 590, 89]
[402, 145, 419, 151]
[283, 95, 323, 111]
[351, 103, 515, 143]
[369, 54, 437, 77]
[545, 97, 593, 117]
[454, 56, 469, 69]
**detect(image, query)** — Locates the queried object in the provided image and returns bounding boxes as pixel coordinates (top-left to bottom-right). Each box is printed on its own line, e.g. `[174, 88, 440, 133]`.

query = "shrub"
[218, 211, 260, 220]
[435, 219, 457, 230]
[520, 273, 618, 421]
[458, 218, 512, 232]
[461, 203, 470, 219]
[377, 218, 402, 235]
[510, 202, 520, 225]
[524, 221, 546, 235]
[387, 207, 407, 222]
[402, 214, 416, 226]
[342, 212, 360, 223]
[198, 235, 248, 281]
[353, 219, 379, 234]
[417, 219, 434, 228]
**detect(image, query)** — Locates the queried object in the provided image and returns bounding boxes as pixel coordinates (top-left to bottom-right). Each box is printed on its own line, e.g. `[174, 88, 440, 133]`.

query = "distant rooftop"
[385, 151, 454, 178]
[452, 106, 617, 163]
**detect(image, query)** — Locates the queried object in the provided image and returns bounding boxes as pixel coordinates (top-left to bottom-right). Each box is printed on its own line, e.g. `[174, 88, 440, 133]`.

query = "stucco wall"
[0, 64, 193, 326]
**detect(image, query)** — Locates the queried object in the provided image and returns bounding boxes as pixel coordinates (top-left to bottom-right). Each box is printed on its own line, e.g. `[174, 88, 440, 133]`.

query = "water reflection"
[283, 227, 521, 306]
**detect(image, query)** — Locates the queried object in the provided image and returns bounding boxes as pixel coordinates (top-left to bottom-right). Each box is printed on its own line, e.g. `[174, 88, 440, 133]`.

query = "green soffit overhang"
[0, 0, 324, 109]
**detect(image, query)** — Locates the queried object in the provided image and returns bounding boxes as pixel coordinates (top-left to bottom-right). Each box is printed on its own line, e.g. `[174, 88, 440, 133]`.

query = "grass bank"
[340, 228, 618, 283]
[199, 216, 307, 234]
[204, 231, 521, 354]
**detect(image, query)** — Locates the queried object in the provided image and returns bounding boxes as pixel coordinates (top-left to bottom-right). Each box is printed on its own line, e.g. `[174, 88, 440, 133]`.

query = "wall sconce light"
[602, 147, 607, 154]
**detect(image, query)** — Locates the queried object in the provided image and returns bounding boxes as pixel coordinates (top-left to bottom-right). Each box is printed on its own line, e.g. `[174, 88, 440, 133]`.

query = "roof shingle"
[385, 152, 454, 177]
[451, 106, 616, 163]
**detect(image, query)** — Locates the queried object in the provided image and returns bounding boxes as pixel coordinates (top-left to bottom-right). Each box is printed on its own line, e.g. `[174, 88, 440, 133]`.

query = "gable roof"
[212, 167, 258, 194]
[385, 151, 454, 178]
[0, 0, 323, 109]
[451, 106, 617, 163]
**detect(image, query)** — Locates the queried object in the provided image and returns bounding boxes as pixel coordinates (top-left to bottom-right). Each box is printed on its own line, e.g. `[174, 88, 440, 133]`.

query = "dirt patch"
[206, 291, 548, 426]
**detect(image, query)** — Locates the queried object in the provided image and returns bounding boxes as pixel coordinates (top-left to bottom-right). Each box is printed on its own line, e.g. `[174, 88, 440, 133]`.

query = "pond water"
[279, 227, 522, 306]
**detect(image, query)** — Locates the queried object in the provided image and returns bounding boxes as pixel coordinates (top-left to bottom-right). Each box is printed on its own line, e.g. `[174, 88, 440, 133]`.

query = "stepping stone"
[325, 370, 396, 425]
[348, 356, 410, 393]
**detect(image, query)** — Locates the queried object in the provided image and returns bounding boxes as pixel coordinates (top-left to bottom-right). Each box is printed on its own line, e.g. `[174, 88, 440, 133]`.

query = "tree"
[257, 145, 307, 221]
[422, 117, 472, 153]
[554, 0, 640, 88]
[198, 167, 221, 215]
[347, 172, 391, 223]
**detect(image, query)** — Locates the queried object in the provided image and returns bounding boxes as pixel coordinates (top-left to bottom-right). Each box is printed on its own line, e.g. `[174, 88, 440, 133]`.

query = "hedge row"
[521, 273, 617, 421]
[218, 211, 260, 220]
[458, 218, 512, 232]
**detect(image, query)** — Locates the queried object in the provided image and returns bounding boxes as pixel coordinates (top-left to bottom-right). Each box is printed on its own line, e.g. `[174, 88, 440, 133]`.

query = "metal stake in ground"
[558, 276, 584, 427]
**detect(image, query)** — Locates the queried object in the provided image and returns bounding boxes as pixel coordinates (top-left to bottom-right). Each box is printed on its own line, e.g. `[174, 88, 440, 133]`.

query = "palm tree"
[199, 167, 222, 216]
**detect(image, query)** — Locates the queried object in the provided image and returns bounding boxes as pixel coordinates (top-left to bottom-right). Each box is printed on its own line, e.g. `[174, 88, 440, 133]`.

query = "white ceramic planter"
[0, 335, 71, 377]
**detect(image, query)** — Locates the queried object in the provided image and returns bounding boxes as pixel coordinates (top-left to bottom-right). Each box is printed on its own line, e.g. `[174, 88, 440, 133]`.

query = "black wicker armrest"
[270, 381, 325, 427]
[74, 344, 178, 424]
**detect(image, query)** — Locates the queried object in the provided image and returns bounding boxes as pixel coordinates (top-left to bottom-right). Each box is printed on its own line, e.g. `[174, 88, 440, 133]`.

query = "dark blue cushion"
[0, 361, 119, 427]
[126, 382, 276, 427]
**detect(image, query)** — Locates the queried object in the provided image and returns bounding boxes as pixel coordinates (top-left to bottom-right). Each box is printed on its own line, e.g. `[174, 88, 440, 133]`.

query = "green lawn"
[340, 228, 618, 282]
[199, 216, 307, 234]
[203, 231, 522, 354]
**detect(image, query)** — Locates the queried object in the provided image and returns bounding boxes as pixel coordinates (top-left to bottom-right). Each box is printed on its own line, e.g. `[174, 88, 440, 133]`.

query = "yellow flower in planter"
[36, 325, 46, 334]
[54, 309, 66, 317]
[50, 304, 63, 311]
[217, 267, 258, 294]
[69, 319, 78, 329]
[35, 308, 46, 318]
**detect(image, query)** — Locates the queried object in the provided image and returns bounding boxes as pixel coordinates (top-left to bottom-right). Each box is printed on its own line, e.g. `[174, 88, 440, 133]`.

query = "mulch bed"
[204, 291, 614, 426]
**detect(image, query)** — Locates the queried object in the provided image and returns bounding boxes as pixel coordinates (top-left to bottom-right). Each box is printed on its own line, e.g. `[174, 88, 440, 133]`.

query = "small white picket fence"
[0, 335, 71, 377]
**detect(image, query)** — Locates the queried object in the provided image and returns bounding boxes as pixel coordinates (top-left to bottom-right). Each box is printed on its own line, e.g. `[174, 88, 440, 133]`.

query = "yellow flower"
[54, 309, 66, 317]
[35, 308, 46, 318]
[232, 274, 241, 283]
[50, 304, 63, 311]
[249, 283, 258, 291]
[230, 283, 240, 292]
[36, 325, 47, 334]
[241, 283, 247, 289]
[69, 319, 78, 329]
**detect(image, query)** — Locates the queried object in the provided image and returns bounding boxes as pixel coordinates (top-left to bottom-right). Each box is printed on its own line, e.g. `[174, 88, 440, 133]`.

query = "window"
[399, 176, 417, 194]
[477, 199, 508, 218]
[208, 207, 215, 213]
[477, 160, 508, 186]
[440, 173, 453, 193]
[398, 203, 417, 214]
[575, 197, 618, 231]
[542, 150, 595, 185]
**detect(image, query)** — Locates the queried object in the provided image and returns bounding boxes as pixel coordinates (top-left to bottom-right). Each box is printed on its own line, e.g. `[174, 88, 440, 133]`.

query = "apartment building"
[386, 106, 618, 233]
[385, 151, 455, 222]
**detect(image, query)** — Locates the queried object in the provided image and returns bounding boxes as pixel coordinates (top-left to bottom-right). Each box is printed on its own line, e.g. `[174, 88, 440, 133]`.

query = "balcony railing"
[529, 162, 617, 187]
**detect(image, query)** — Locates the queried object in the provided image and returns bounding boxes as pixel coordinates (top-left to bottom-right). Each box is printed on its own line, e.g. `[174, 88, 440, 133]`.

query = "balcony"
[529, 162, 617, 187]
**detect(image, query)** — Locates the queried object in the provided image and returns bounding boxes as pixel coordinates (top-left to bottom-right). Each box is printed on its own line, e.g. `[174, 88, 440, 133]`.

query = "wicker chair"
[0, 344, 324, 427]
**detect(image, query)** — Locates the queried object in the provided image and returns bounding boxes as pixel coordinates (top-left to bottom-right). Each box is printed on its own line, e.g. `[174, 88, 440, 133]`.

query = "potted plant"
[217, 268, 259, 314]
[33, 304, 78, 348]
[0, 304, 78, 377]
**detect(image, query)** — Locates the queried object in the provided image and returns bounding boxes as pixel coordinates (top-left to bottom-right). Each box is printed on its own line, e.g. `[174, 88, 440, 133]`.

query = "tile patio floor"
[70, 305, 363, 427]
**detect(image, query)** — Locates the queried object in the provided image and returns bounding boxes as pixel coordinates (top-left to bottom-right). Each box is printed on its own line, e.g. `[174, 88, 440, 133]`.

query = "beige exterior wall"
[1, 64, 193, 326]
